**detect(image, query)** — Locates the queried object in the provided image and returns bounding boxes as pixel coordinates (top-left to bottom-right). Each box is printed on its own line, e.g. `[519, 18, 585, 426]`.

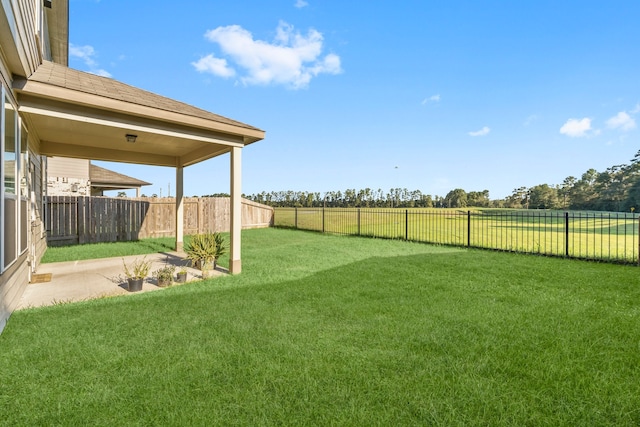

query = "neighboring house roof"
[90, 164, 151, 190]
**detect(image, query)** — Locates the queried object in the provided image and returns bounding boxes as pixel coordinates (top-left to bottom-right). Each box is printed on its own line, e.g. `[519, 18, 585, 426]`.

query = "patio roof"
[13, 60, 264, 273]
[13, 61, 265, 167]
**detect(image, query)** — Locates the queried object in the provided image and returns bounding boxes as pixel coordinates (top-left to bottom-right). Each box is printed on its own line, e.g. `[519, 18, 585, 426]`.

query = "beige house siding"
[0, 253, 29, 331]
[0, 0, 57, 332]
[30, 148, 46, 271]
[47, 157, 90, 179]
[0, 0, 54, 79]
[47, 157, 91, 196]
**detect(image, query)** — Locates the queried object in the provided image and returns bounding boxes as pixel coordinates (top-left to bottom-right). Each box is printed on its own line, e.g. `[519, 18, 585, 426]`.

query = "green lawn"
[2, 228, 640, 425]
[41, 237, 177, 263]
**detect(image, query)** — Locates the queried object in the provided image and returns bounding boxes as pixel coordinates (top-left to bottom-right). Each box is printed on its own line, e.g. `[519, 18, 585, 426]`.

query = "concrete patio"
[17, 252, 226, 309]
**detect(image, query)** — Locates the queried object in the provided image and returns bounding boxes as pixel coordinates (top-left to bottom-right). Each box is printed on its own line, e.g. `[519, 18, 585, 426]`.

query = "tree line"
[501, 150, 640, 212]
[243, 150, 640, 212]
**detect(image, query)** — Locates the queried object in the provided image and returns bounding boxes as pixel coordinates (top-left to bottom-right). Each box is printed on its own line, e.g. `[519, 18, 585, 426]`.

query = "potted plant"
[122, 256, 152, 292]
[153, 264, 175, 287]
[175, 266, 188, 283]
[184, 232, 228, 271]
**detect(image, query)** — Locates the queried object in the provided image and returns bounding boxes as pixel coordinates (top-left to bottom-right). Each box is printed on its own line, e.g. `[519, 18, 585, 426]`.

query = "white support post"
[230, 146, 242, 274]
[175, 165, 184, 252]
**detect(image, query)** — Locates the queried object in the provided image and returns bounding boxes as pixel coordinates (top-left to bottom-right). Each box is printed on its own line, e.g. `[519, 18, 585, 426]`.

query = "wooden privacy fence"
[46, 196, 274, 246]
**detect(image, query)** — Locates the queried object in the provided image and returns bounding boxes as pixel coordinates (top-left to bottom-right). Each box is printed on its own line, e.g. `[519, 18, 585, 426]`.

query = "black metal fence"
[274, 208, 640, 265]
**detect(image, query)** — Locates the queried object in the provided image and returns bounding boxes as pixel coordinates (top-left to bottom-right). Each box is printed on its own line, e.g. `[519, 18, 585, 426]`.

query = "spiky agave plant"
[184, 232, 227, 267]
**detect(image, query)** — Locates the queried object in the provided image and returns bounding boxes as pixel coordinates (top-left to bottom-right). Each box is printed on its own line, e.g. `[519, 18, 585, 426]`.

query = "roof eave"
[45, 0, 69, 65]
[13, 78, 265, 141]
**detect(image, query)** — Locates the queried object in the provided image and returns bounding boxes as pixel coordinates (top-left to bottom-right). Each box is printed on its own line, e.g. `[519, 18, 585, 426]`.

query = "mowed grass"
[41, 237, 177, 263]
[2, 228, 640, 425]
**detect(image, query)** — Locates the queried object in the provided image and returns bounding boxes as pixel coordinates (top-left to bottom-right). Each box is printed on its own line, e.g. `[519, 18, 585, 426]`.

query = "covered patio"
[14, 61, 265, 274]
[17, 251, 223, 309]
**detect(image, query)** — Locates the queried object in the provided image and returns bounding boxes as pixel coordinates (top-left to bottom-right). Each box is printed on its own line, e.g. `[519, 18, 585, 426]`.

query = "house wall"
[47, 157, 89, 179]
[30, 148, 46, 271]
[0, 0, 47, 78]
[0, 252, 28, 332]
[0, 0, 52, 333]
[47, 157, 91, 196]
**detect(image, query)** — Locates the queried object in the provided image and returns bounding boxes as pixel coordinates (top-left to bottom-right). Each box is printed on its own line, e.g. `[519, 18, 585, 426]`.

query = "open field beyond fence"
[275, 208, 640, 264]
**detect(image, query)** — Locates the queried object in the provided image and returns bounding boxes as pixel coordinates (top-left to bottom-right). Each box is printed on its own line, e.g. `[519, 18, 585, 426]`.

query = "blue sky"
[69, 0, 640, 199]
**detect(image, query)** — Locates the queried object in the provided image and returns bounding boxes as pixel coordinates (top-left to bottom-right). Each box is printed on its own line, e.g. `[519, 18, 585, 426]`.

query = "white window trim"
[19, 119, 28, 256]
[0, 85, 4, 271]
[1, 85, 20, 271]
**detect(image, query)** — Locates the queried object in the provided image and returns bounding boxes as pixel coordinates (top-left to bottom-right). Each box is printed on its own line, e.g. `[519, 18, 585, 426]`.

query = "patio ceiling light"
[125, 134, 137, 143]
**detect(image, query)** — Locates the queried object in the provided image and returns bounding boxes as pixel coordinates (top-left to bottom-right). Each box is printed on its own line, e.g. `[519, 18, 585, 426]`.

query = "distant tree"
[528, 184, 559, 209]
[444, 189, 467, 208]
[117, 191, 127, 197]
[467, 190, 490, 207]
[623, 179, 640, 212]
[594, 166, 627, 211]
[414, 192, 433, 208]
[505, 187, 529, 209]
[490, 199, 505, 208]
[570, 169, 598, 210]
[558, 176, 576, 209]
[202, 193, 230, 197]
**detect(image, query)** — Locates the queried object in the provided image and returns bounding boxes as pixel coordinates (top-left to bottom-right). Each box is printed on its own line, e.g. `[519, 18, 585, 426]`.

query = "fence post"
[565, 212, 570, 257]
[295, 207, 298, 229]
[358, 208, 361, 236]
[467, 210, 471, 247]
[637, 216, 640, 266]
[322, 208, 325, 233]
[405, 210, 409, 240]
[77, 197, 85, 244]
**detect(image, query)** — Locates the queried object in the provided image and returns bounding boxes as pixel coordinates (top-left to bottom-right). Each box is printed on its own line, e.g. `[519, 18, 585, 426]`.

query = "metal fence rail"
[274, 208, 640, 265]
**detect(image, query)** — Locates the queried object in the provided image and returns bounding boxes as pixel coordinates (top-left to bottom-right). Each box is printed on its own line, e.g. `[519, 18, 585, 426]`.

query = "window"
[20, 123, 28, 254]
[4, 97, 16, 195]
[2, 92, 18, 269]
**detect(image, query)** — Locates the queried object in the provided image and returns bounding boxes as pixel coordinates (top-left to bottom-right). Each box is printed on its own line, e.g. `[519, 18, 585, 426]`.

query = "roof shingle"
[90, 164, 151, 187]
[29, 61, 261, 132]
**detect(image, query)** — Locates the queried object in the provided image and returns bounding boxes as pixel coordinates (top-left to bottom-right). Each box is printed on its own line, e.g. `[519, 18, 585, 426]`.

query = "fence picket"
[46, 196, 273, 246]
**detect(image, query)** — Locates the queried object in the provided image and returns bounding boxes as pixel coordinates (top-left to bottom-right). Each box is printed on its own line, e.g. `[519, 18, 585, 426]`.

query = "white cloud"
[69, 44, 97, 66]
[294, 0, 309, 8]
[606, 111, 636, 131]
[191, 54, 236, 78]
[631, 103, 640, 114]
[421, 94, 440, 105]
[90, 69, 113, 78]
[468, 126, 490, 137]
[69, 43, 112, 78]
[559, 118, 596, 137]
[195, 21, 342, 89]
